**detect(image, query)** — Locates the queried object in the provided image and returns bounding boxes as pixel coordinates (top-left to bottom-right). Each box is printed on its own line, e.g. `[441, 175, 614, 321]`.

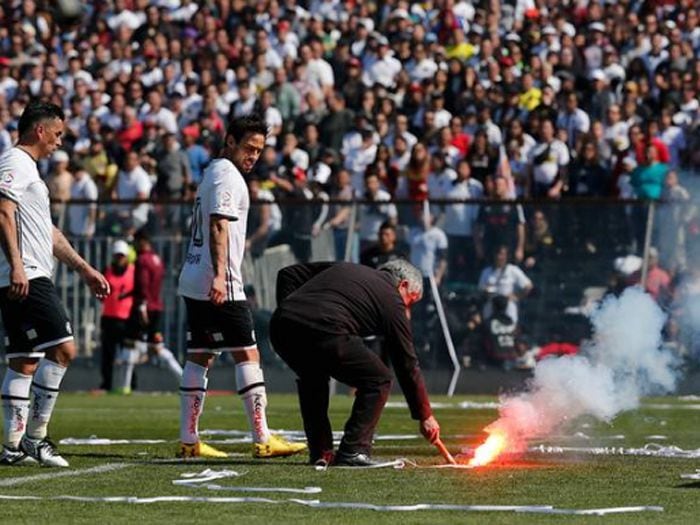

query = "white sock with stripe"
[1, 369, 32, 449]
[235, 362, 270, 444]
[179, 361, 208, 444]
[27, 359, 67, 440]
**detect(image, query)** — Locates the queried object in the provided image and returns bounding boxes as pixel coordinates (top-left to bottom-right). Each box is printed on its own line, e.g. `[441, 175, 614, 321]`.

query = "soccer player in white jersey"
[0, 102, 110, 467]
[177, 114, 306, 459]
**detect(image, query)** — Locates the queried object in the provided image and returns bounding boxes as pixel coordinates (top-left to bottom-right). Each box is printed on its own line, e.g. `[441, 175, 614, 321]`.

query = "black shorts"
[126, 309, 163, 344]
[0, 277, 73, 359]
[184, 298, 256, 353]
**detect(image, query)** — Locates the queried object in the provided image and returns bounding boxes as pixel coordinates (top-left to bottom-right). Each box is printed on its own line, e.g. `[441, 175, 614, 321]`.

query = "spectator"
[67, 169, 99, 239]
[527, 119, 569, 199]
[523, 209, 557, 272]
[319, 91, 354, 153]
[475, 176, 526, 265]
[657, 170, 693, 275]
[99, 240, 135, 392]
[326, 168, 356, 262]
[481, 294, 525, 370]
[408, 210, 448, 358]
[246, 177, 274, 259]
[360, 221, 407, 269]
[115, 150, 152, 236]
[478, 245, 533, 325]
[440, 159, 483, 284]
[466, 128, 498, 186]
[46, 150, 73, 224]
[557, 93, 591, 152]
[358, 171, 397, 253]
[155, 133, 191, 199]
[567, 140, 609, 197]
[645, 247, 672, 305]
[182, 125, 210, 186]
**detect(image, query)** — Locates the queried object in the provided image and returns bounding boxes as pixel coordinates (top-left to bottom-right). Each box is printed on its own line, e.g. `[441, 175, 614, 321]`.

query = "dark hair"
[18, 102, 65, 138]
[134, 228, 151, 244]
[226, 114, 268, 143]
[379, 221, 396, 232]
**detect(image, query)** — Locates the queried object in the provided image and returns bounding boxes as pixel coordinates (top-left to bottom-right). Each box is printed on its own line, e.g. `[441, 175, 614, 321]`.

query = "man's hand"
[81, 266, 111, 299]
[209, 275, 226, 305]
[8, 266, 29, 300]
[420, 415, 441, 444]
[138, 304, 149, 326]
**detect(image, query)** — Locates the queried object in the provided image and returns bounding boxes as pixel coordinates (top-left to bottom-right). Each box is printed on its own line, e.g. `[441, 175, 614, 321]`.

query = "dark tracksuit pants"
[100, 316, 128, 390]
[270, 312, 392, 459]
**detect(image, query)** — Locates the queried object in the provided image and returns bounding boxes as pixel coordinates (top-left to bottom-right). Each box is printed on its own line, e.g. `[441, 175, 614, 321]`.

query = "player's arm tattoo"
[52, 226, 90, 274]
[209, 215, 229, 279]
[0, 198, 23, 269]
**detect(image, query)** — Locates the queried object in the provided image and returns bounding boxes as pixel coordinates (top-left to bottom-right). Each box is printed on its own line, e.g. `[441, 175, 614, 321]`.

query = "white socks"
[1, 369, 32, 449]
[235, 362, 270, 444]
[27, 359, 66, 440]
[179, 361, 208, 444]
[157, 346, 183, 378]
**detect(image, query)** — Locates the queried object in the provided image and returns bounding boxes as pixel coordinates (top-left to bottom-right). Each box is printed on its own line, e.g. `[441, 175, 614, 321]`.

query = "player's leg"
[178, 298, 225, 458]
[223, 301, 305, 458]
[5, 277, 74, 467]
[1, 357, 38, 465]
[325, 336, 393, 466]
[0, 289, 38, 465]
[146, 312, 182, 379]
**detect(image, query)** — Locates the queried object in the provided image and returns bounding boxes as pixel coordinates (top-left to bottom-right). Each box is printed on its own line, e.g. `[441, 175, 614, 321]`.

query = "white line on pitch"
[0, 462, 132, 487]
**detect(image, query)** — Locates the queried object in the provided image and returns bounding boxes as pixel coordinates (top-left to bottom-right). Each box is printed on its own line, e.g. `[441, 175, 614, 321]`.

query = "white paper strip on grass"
[0, 494, 664, 515]
[529, 443, 700, 459]
[0, 463, 132, 487]
[173, 469, 243, 484]
[680, 470, 700, 480]
[60, 437, 168, 445]
[182, 483, 323, 494]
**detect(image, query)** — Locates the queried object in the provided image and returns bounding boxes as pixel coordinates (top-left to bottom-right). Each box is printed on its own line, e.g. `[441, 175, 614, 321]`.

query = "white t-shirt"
[116, 166, 152, 228]
[478, 263, 533, 323]
[528, 140, 570, 185]
[442, 178, 483, 237]
[409, 226, 448, 278]
[178, 159, 248, 302]
[68, 175, 98, 237]
[358, 189, 397, 242]
[0, 148, 54, 286]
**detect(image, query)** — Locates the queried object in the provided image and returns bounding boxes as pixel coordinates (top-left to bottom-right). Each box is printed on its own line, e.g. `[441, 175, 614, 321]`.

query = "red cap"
[0, 57, 11, 66]
[292, 167, 306, 182]
[348, 57, 361, 67]
[278, 20, 290, 31]
[182, 125, 200, 139]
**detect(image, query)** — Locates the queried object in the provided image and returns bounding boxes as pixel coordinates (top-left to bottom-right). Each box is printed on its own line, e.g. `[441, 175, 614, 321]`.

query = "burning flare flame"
[468, 429, 509, 467]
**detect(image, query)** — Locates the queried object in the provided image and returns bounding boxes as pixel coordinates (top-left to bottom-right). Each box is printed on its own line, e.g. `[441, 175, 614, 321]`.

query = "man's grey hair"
[378, 259, 423, 299]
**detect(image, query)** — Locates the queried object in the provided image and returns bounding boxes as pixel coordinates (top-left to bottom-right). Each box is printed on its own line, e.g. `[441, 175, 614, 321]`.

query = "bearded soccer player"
[177, 114, 305, 459]
[0, 102, 110, 467]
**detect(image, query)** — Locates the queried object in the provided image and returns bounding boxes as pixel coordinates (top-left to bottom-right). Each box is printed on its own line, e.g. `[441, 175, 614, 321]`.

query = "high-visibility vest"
[102, 264, 135, 320]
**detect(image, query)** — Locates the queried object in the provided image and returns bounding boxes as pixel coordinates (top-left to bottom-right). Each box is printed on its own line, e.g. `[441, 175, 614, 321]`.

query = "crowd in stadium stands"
[1, 0, 700, 368]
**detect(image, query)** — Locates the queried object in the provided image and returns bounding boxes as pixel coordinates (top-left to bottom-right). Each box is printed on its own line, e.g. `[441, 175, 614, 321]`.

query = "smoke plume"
[484, 287, 679, 454]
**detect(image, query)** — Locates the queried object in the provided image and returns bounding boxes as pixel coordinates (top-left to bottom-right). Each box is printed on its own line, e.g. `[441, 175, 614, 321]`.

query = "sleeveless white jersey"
[0, 148, 54, 287]
[178, 158, 249, 301]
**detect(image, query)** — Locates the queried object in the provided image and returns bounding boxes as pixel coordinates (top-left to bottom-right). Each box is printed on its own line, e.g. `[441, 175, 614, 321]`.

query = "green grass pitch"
[1, 393, 699, 524]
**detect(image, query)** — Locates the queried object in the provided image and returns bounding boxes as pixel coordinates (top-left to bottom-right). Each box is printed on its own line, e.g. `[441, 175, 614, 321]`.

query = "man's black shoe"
[332, 450, 378, 467]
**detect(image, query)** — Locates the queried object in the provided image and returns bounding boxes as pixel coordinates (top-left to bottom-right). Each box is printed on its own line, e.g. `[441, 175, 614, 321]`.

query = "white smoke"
[485, 287, 679, 453]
